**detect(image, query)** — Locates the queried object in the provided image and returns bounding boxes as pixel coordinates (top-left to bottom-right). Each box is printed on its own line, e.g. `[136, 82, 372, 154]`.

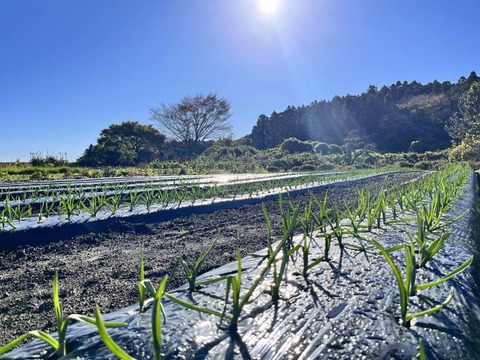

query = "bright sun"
[258, 0, 280, 15]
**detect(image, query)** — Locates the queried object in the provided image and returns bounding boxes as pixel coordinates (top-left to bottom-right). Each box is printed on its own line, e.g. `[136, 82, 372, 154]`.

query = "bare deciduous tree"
[150, 93, 232, 156]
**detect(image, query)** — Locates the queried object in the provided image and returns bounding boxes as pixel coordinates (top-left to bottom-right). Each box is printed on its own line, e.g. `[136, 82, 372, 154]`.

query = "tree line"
[248, 71, 480, 153]
[74, 71, 480, 167]
[77, 94, 231, 166]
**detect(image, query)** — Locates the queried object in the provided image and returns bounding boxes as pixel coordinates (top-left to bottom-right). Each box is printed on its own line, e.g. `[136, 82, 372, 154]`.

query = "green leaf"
[262, 203, 272, 245]
[369, 238, 408, 321]
[236, 247, 242, 290]
[306, 257, 324, 270]
[420, 232, 449, 267]
[152, 276, 168, 360]
[419, 338, 426, 360]
[432, 210, 469, 231]
[53, 271, 63, 330]
[386, 243, 406, 253]
[0, 333, 30, 356]
[288, 244, 302, 256]
[29, 330, 59, 351]
[406, 287, 455, 321]
[416, 256, 474, 290]
[219, 276, 233, 327]
[194, 234, 220, 271]
[68, 314, 127, 327]
[179, 257, 192, 280]
[404, 240, 416, 296]
[95, 305, 135, 360]
[140, 279, 157, 298]
[387, 217, 416, 224]
[165, 293, 228, 319]
[195, 274, 230, 287]
[139, 241, 146, 312]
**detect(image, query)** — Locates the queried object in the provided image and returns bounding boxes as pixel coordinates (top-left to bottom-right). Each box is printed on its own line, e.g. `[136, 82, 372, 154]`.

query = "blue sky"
[1, 0, 479, 162]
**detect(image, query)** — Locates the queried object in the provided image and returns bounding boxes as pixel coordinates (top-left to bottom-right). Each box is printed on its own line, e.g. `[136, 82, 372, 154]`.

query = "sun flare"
[258, 0, 280, 15]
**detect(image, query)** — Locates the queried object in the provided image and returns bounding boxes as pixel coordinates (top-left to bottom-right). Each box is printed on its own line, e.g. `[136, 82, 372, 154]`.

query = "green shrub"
[319, 163, 335, 170]
[297, 164, 317, 171]
[81, 168, 103, 178]
[266, 165, 281, 172]
[396, 161, 413, 168]
[270, 159, 288, 170]
[329, 144, 344, 155]
[30, 152, 69, 167]
[29, 170, 49, 180]
[414, 161, 431, 170]
[406, 152, 419, 163]
[200, 145, 259, 163]
[423, 150, 448, 162]
[414, 160, 449, 170]
[280, 138, 314, 154]
[314, 142, 331, 155]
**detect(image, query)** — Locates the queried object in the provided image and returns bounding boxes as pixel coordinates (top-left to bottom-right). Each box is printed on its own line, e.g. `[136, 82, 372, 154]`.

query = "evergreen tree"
[446, 82, 480, 142]
[77, 122, 166, 166]
[447, 82, 480, 162]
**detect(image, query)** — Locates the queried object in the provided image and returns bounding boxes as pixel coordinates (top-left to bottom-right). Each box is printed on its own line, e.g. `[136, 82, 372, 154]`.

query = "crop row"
[0, 172, 309, 198]
[1, 165, 472, 359]
[0, 169, 395, 231]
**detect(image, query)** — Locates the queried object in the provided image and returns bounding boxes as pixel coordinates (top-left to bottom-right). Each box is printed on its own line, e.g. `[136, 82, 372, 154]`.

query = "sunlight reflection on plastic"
[193, 320, 216, 345]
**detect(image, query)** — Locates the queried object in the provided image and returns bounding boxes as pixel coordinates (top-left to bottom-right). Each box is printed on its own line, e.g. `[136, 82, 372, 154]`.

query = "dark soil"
[0, 172, 422, 346]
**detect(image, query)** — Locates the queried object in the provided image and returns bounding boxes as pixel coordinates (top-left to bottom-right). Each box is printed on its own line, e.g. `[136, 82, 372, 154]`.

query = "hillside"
[248, 71, 480, 153]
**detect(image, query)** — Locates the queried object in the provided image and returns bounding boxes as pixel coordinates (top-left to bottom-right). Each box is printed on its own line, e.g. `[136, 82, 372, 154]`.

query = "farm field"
[0, 168, 479, 359]
[0, 170, 394, 248]
[0, 170, 378, 232]
[3, 1, 480, 358]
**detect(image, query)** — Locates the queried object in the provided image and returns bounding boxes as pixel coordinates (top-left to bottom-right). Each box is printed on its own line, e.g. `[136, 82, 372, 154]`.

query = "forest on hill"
[5, 71, 478, 181]
[247, 71, 480, 153]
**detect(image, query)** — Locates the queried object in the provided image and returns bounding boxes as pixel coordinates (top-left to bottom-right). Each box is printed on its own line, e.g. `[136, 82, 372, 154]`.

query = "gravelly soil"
[0, 172, 422, 346]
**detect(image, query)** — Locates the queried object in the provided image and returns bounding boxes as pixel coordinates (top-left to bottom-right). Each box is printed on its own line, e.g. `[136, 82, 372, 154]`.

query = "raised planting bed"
[0, 170, 403, 250]
[3, 167, 478, 359]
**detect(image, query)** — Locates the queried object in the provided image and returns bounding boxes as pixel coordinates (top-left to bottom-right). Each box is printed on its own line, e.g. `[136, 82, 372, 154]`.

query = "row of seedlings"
[0, 169, 393, 231]
[106, 165, 473, 358]
[2, 167, 464, 359]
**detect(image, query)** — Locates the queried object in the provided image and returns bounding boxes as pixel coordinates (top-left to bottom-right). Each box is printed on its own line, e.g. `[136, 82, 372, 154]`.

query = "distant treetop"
[248, 71, 479, 152]
[150, 93, 232, 157]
